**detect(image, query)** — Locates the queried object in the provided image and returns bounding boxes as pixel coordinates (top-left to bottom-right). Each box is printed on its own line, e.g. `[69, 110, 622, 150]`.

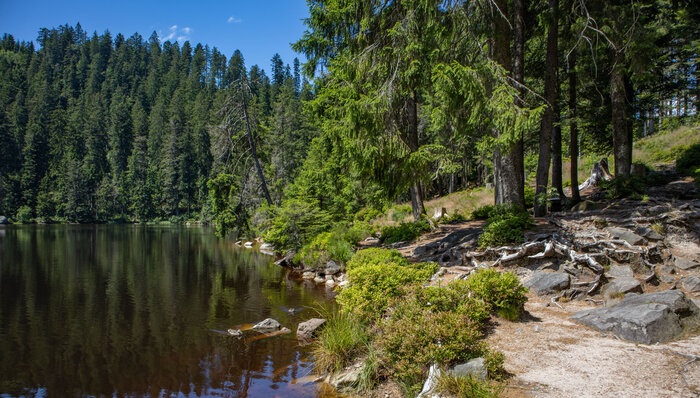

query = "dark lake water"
[0, 225, 337, 397]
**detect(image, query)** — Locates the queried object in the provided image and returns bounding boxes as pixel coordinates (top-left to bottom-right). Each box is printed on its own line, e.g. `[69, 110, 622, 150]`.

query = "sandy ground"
[489, 296, 700, 398]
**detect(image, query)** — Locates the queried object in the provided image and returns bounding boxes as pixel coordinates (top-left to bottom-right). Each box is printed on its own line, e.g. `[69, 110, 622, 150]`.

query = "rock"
[412, 241, 441, 258]
[297, 318, 327, 339]
[524, 271, 571, 295]
[364, 237, 379, 244]
[325, 260, 341, 275]
[636, 226, 663, 241]
[603, 277, 643, 298]
[338, 280, 349, 288]
[608, 227, 645, 246]
[0, 216, 8, 224]
[227, 328, 243, 337]
[417, 364, 442, 398]
[571, 290, 700, 344]
[326, 280, 336, 289]
[326, 362, 363, 389]
[252, 318, 281, 332]
[659, 274, 676, 284]
[449, 357, 487, 381]
[243, 241, 254, 248]
[658, 263, 675, 274]
[275, 252, 296, 268]
[571, 200, 603, 212]
[259, 243, 274, 255]
[681, 276, 700, 293]
[674, 256, 700, 271]
[607, 265, 634, 279]
[302, 271, 315, 279]
[313, 275, 326, 284]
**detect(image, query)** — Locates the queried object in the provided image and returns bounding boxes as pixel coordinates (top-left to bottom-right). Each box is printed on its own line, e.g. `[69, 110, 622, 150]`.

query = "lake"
[0, 225, 337, 397]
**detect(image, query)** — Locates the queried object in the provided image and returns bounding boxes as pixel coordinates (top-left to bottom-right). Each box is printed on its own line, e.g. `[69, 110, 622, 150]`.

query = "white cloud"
[227, 15, 242, 23]
[159, 25, 191, 42]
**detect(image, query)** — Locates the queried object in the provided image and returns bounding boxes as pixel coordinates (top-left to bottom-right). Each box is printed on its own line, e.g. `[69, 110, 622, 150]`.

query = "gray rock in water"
[524, 271, 570, 295]
[674, 256, 700, 271]
[608, 227, 645, 246]
[603, 277, 643, 298]
[325, 260, 341, 275]
[449, 357, 488, 381]
[297, 318, 327, 340]
[0, 215, 8, 224]
[227, 328, 243, 337]
[571, 290, 700, 344]
[607, 265, 634, 279]
[681, 276, 700, 293]
[252, 318, 281, 332]
[302, 271, 315, 280]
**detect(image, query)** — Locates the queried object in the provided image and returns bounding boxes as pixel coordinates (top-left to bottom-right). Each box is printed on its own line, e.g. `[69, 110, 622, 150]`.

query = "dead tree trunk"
[610, 48, 632, 177]
[242, 96, 273, 206]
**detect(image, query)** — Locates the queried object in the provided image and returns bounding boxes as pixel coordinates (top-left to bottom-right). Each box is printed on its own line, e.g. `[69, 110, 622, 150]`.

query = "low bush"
[380, 219, 431, 244]
[346, 247, 407, 271]
[435, 373, 502, 398]
[354, 207, 383, 222]
[465, 269, 528, 320]
[343, 221, 375, 245]
[676, 143, 700, 178]
[314, 312, 369, 374]
[264, 199, 332, 251]
[389, 204, 413, 222]
[600, 176, 647, 199]
[471, 205, 495, 220]
[440, 211, 467, 224]
[16, 205, 33, 224]
[477, 205, 534, 248]
[295, 231, 353, 269]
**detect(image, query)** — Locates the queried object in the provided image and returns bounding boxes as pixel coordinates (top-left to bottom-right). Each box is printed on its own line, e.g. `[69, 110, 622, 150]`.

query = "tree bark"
[407, 90, 426, 221]
[610, 47, 632, 177]
[568, 49, 581, 203]
[491, 0, 523, 207]
[242, 96, 273, 206]
[513, 0, 526, 206]
[534, 0, 558, 216]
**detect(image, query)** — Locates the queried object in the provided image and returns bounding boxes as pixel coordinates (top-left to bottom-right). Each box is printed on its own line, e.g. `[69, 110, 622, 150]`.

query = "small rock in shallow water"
[252, 318, 281, 332]
[227, 328, 243, 337]
[297, 318, 326, 340]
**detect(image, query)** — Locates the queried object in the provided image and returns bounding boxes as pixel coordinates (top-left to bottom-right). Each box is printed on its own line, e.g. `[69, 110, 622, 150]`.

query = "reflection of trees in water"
[0, 225, 335, 397]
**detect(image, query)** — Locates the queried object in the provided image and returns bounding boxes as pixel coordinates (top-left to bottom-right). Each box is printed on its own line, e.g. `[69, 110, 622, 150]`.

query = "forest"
[0, 0, 697, 238]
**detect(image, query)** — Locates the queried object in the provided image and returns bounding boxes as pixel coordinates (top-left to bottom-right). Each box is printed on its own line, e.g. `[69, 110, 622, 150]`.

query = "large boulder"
[449, 357, 487, 381]
[524, 271, 571, 295]
[252, 318, 282, 332]
[297, 318, 326, 340]
[324, 260, 341, 275]
[571, 290, 700, 344]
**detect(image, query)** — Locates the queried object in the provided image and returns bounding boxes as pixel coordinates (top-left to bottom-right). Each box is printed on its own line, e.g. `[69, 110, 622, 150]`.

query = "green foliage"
[337, 248, 437, 320]
[264, 199, 332, 251]
[440, 211, 467, 224]
[600, 176, 647, 199]
[389, 204, 413, 222]
[313, 312, 369, 374]
[435, 373, 502, 398]
[477, 205, 534, 248]
[676, 143, 700, 178]
[354, 207, 383, 222]
[465, 269, 528, 320]
[380, 219, 431, 244]
[472, 205, 495, 220]
[343, 221, 375, 246]
[295, 230, 354, 269]
[355, 345, 381, 392]
[15, 205, 32, 224]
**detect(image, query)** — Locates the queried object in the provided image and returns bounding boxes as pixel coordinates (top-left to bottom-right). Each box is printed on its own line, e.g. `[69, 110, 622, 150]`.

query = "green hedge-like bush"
[380, 219, 431, 244]
[466, 269, 528, 320]
[477, 205, 534, 248]
[676, 143, 700, 178]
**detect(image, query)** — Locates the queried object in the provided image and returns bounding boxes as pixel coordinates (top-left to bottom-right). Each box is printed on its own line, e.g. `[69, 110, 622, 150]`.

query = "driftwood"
[579, 158, 613, 191]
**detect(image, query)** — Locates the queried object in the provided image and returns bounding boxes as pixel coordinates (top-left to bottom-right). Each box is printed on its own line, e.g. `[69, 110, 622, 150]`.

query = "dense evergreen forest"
[0, 0, 697, 241]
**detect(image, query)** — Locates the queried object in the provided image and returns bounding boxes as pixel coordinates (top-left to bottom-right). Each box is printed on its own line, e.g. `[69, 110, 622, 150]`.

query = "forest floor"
[384, 176, 700, 398]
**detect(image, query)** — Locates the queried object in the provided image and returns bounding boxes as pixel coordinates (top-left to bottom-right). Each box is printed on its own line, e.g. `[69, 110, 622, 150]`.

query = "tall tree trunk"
[407, 90, 426, 221]
[242, 96, 273, 206]
[491, 0, 523, 207]
[610, 48, 632, 177]
[552, 106, 564, 206]
[513, 0, 526, 205]
[534, 0, 559, 216]
[568, 49, 580, 203]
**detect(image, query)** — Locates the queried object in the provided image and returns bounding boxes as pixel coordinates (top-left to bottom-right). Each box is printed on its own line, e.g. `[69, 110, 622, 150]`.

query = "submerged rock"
[297, 318, 326, 340]
[524, 271, 570, 295]
[252, 318, 281, 332]
[571, 290, 700, 344]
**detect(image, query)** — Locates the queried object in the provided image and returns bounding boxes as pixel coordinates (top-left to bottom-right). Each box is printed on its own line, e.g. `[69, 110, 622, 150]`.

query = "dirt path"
[490, 296, 700, 398]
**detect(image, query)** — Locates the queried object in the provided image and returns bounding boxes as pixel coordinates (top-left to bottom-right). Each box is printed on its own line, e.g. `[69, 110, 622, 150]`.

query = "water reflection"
[0, 225, 336, 397]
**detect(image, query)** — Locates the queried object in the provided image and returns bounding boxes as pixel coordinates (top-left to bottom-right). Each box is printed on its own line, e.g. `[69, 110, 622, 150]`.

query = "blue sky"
[0, 0, 310, 73]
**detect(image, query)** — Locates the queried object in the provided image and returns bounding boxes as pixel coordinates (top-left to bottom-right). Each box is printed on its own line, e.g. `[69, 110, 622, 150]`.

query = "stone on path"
[524, 271, 570, 295]
[681, 276, 700, 293]
[607, 265, 634, 279]
[608, 227, 645, 246]
[674, 256, 700, 271]
[571, 290, 700, 344]
[603, 277, 643, 298]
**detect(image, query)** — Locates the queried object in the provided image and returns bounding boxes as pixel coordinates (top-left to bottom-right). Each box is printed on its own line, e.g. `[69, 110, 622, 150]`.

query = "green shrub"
[264, 199, 332, 251]
[389, 204, 412, 222]
[600, 176, 646, 199]
[356, 345, 381, 392]
[441, 211, 467, 224]
[477, 205, 533, 248]
[435, 373, 502, 398]
[314, 312, 369, 374]
[376, 294, 485, 395]
[407, 282, 490, 324]
[295, 230, 355, 269]
[380, 219, 430, 244]
[465, 269, 528, 320]
[337, 249, 437, 320]
[16, 205, 33, 224]
[343, 221, 375, 245]
[471, 205, 495, 220]
[524, 185, 535, 208]
[354, 207, 383, 222]
[676, 143, 700, 177]
[346, 247, 407, 270]
[483, 350, 506, 380]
